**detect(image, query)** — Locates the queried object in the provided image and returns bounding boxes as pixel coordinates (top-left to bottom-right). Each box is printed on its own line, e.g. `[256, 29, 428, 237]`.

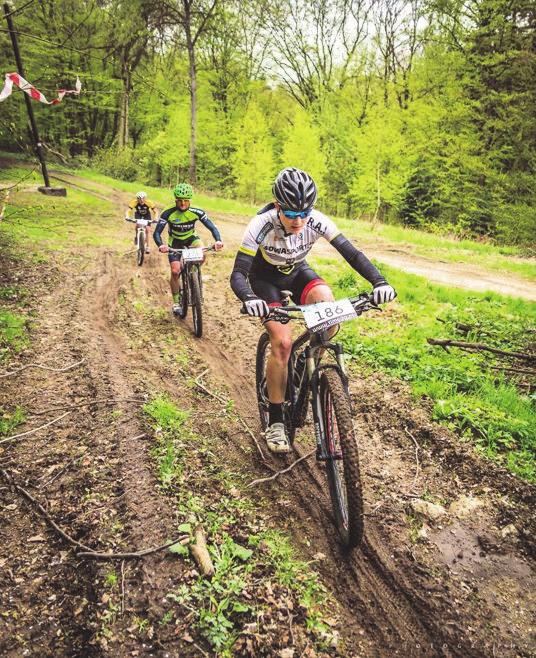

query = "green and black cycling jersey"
[153, 206, 221, 248]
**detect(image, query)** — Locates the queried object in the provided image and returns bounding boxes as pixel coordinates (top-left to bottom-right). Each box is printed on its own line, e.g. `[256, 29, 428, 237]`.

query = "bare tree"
[373, 0, 428, 109]
[260, 0, 375, 107]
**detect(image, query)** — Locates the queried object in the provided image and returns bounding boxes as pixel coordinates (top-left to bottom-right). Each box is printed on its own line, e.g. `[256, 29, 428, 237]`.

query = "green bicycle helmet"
[173, 183, 193, 199]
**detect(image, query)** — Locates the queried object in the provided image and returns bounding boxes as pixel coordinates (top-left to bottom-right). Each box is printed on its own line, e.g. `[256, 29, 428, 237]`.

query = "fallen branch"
[427, 338, 535, 362]
[404, 426, 421, 488]
[76, 535, 190, 560]
[194, 369, 227, 405]
[29, 397, 145, 417]
[0, 411, 71, 445]
[189, 524, 215, 577]
[0, 468, 93, 551]
[0, 358, 85, 378]
[120, 560, 126, 614]
[236, 417, 274, 468]
[38, 453, 81, 490]
[247, 449, 315, 487]
[1, 468, 189, 560]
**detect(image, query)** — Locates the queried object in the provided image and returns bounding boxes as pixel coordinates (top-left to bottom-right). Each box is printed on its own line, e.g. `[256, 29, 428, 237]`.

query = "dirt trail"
[1, 173, 535, 656]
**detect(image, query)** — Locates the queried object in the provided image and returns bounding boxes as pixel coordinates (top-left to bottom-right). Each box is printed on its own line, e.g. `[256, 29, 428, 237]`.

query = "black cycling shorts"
[249, 260, 326, 307]
[168, 235, 202, 263]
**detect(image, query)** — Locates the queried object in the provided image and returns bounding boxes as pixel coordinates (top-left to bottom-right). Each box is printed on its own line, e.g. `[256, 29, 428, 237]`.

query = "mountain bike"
[254, 291, 379, 548]
[125, 217, 154, 266]
[167, 245, 216, 338]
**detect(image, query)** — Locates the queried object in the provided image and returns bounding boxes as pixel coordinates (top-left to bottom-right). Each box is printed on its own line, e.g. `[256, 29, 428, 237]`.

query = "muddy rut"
[1, 175, 535, 657]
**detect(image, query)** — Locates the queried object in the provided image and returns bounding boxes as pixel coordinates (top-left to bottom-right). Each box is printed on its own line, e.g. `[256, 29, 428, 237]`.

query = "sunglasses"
[281, 208, 312, 219]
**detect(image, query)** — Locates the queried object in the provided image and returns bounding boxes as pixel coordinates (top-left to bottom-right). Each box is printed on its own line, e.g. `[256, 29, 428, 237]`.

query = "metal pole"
[3, 2, 51, 188]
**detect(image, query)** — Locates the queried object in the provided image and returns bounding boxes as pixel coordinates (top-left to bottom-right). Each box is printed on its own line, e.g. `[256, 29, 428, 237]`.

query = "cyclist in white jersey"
[230, 167, 396, 454]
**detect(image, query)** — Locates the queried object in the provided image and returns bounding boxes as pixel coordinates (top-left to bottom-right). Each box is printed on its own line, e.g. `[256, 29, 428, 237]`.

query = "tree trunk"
[118, 70, 130, 149]
[187, 38, 197, 183]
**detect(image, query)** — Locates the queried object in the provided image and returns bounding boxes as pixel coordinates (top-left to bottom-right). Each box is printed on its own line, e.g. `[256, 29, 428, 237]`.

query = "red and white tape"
[0, 72, 81, 104]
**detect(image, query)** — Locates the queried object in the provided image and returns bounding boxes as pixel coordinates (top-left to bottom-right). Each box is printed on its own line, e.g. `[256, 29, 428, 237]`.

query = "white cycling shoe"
[265, 423, 290, 454]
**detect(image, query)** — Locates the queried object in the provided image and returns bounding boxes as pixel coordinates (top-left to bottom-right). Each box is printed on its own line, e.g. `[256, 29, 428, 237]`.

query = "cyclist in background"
[230, 167, 397, 454]
[154, 183, 224, 314]
[125, 191, 158, 254]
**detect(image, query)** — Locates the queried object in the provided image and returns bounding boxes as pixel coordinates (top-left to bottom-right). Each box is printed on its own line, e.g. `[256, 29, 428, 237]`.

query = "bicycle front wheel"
[319, 368, 363, 548]
[176, 269, 188, 319]
[190, 267, 203, 337]
[137, 232, 145, 266]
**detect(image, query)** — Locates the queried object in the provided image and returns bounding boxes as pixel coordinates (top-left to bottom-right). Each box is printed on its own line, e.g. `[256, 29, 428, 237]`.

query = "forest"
[1, 0, 535, 245]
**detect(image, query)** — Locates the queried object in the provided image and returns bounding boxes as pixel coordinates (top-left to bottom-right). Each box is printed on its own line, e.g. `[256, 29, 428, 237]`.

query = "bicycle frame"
[268, 293, 375, 457]
[289, 332, 348, 459]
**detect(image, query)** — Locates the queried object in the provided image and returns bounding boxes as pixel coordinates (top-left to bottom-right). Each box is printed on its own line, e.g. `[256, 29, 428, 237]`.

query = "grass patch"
[0, 309, 28, 362]
[143, 394, 333, 655]
[73, 168, 259, 217]
[0, 406, 26, 436]
[310, 256, 536, 482]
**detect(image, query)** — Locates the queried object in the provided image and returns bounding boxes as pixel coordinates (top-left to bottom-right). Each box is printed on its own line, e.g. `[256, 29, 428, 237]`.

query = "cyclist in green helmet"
[154, 183, 224, 313]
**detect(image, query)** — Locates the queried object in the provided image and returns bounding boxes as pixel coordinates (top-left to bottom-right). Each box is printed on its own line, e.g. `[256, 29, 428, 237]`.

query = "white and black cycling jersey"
[239, 206, 340, 269]
[230, 203, 388, 303]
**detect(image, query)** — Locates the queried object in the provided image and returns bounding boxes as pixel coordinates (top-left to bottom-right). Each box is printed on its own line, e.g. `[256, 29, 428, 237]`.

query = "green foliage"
[1, 1, 535, 244]
[92, 146, 141, 182]
[143, 395, 189, 432]
[143, 390, 330, 654]
[233, 101, 274, 203]
[169, 535, 254, 653]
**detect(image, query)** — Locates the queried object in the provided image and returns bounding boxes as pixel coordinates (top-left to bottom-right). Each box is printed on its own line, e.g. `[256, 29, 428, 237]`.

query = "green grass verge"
[143, 394, 333, 656]
[310, 256, 536, 482]
[72, 168, 259, 217]
[332, 216, 536, 281]
[1, 165, 119, 260]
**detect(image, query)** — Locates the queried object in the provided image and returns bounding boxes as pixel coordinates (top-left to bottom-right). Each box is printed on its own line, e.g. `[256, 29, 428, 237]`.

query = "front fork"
[307, 341, 348, 461]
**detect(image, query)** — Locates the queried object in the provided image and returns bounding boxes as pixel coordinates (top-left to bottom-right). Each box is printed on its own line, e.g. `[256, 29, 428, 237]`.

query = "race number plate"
[181, 247, 204, 263]
[301, 299, 357, 333]
[136, 219, 149, 226]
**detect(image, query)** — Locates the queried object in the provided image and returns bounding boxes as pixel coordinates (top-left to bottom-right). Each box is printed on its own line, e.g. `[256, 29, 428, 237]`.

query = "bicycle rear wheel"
[255, 332, 295, 442]
[190, 267, 203, 338]
[137, 232, 145, 266]
[319, 368, 363, 548]
[176, 269, 188, 319]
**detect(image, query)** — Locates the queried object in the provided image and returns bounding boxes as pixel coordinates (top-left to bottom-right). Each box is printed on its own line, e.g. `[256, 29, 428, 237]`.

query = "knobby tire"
[319, 368, 364, 548]
[176, 269, 188, 319]
[190, 267, 203, 338]
[137, 231, 145, 266]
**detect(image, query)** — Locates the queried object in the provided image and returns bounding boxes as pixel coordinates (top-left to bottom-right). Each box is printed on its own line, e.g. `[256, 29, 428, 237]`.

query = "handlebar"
[125, 217, 155, 225]
[241, 292, 379, 321]
[166, 245, 217, 254]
